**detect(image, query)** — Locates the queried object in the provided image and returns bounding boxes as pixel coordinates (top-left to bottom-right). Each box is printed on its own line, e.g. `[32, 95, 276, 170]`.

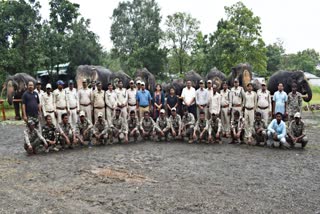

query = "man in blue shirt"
[272, 83, 287, 119]
[267, 112, 290, 148]
[136, 82, 152, 120]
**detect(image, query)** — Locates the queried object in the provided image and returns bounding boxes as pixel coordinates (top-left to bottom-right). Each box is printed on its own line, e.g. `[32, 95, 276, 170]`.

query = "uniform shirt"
[42, 123, 57, 142]
[244, 91, 257, 109]
[253, 120, 267, 132]
[257, 89, 271, 111]
[182, 113, 195, 128]
[35, 89, 45, 105]
[105, 90, 117, 109]
[220, 89, 230, 107]
[65, 88, 79, 110]
[230, 86, 245, 107]
[94, 119, 108, 135]
[208, 118, 222, 135]
[92, 89, 105, 108]
[127, 88, 137, 105]
[169, 114, 182, 129]
[140, 117, 156, 132]
[22, 91, 40, 117]
[207, 88, 213, 99]
[111, 116, 127, 133]
[287, 92, 302, 116]
[136, 89, 152, 106]
[76, 118, 93, 135]
[41, 92, 54, 113]
[78, 88, 92, 105]
[195, 88, 208, 106]
[58, 122, 74, 136]
[156, 116, 171, 132]
[231, 117, 245, 132]
[181, 87, 196, 105]
[267, 119, 286, 139]
[208, 92, 221, 115]
[194, 119, 209, 132]
[24, 128, 45, 146]
[288, 120, 305, 137]
[273, 91, 288, 114]
[115, 88, 128, 106]
[53, 89, 69, 110]
[127, 117, 139, 131]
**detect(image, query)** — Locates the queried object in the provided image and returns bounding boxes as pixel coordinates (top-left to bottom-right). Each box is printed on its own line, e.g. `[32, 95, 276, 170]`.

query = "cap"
[261, 79, 266, 85]
[199, 80, 204, 84]
[27, 120, 35, 126]
[207, 80, 212, 83]
[160, 109, 165, 114]
[171, 107, 176, 111]
[141, 82, 145, 86]
[234, 78, 239, 82]
[136, 80, 141, 84]
[46, 83, 52, 89]
[57, 80, 64, 85]
[82, 79, 87, 83]
[91, 80, 96, 84]
[96, 81, 101, 86]
[130, 80, 134, 84]
[98, 112, 103, 117]
[294, 112, 301, 118]
[36, 80, 41, 85]
[79, 111, 85, 117]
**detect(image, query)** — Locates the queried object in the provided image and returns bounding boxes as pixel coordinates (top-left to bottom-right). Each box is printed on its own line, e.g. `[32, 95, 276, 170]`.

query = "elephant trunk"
[303, 85, 312, 102]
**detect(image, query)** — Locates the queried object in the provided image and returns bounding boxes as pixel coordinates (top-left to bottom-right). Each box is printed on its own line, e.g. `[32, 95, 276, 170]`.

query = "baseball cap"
[141, 82, 145, 86]
[207, 80, 212, 83]
[57, 80, 64, 85]
[36, 80, 41, 85]
[234, 78, 239, 82]
[46, 83, 52, 89]
[27, 120, 35, 126]
[294, 112, 301, 118]
[136, 80, 141, 84]
[171, 107, 176, 111]
[79, 111, 85, 117]
[199, 80, 204, 84]
[98, 112, 103, 117]
[261, 79, 266, 86]
[160, 109, 165, 114]
[69, 80, 74, 84]
[82, 79, 87, 83]
[130, 80, 134, 84]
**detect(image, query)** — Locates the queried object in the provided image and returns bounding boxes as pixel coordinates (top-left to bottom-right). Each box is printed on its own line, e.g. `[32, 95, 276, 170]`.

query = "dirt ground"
[0, 112, 319, 214]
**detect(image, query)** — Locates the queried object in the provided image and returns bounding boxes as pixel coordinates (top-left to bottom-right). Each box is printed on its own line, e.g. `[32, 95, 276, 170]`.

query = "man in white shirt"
[35, 80, 45, 107]
[229, 78, 245, 121]
[41, 83, 56, 125]
[208, 84, 221, 119]
[92, 82, 105, 124]
[53, 80, 69, 124]
[115, 80, 128, 119]
[127, 80, 137, 115]
[78, 79, 92, 121]
[181, 80, 196, 119]
[105, 83, 117, 126]
[220, 82, 231, 137]
[65, 80, 79, 127]
[195, 80, 208, 119]
[256, 80, 271, 124]
[243, 83, 257, 144]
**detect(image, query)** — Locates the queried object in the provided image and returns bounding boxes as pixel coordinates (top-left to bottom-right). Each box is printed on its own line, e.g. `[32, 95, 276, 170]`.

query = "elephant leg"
[14, 102, 21, 120]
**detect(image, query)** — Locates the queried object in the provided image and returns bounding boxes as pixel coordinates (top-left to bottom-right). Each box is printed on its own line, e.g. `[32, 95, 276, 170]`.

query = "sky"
[38, 0, 320, 54]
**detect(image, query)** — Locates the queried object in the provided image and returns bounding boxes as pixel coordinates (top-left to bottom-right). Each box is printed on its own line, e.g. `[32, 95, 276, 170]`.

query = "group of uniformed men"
[23, 77, 308, 154]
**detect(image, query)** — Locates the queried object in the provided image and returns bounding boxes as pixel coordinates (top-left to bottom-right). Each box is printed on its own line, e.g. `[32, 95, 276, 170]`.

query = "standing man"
[256, 80, 271, 125]
[136, 82, 152, 120]
[136, 80, 142, 91]
[115, 80, 128, 119]
[35, 80, 45, 106]
[195, 80, 208, 119]
[181, 80, 196, 119]
[267, 112, 290, 149]
[91, 80, 97, 91]
[230, 78, 245, 120]
[22, 81, 41, 127]
[272, 83, 288, 119]
[92, 82, 105, 123]
[65, 80, 79, 127]
[41, 83, 56, 126]
[53, 80, 69, 124]
[105, 83, 117, 126]
[243, 83, 257, 145]
[206, 80, 213, 99]
[220, 82, 231, 137]
[208, 84, 221, 120]
[127, 80, 137, 116]
[287, 83, 302, 122]
[78, 79, 92, 121]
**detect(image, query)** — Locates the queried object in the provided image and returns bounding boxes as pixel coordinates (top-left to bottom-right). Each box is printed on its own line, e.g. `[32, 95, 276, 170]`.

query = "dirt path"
[0, 112, 319, 213]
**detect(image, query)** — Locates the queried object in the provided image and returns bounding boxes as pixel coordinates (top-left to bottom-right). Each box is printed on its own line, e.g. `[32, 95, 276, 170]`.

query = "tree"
[190, 32, 211, 76]
[209, 2, 267, 75]
[165, 12, 200, 74]
[266, 39, 285, 75]
[110, 0, 167, 76]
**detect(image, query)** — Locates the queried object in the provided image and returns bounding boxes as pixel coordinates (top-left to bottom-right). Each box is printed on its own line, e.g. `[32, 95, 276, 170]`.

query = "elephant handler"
[22, 81, 42, 128]
[92, 82, 105, 123]
[24, 120, 48, 154]
[115, 80, 128, 119]
[105, 83, 117, 126]
[75, 111, 94, 147]
[136, 82, 152, 120]
[41, 83, 56, 126]
[127, 80, 137, 116]
[229, 78, 245, 121]
[220, 82, 231, 137]
[256, 80, 271, 125]
[78, 79, 92, 122]
[243, 83, 257, 145]
[65, 80, 79, 127]
[286, 112, 308, 148]
[287, 83, 302, 122]
[53, 80, 69, 125]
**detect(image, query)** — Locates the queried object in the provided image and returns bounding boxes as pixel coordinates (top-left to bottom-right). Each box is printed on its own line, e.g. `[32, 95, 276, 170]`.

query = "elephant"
[205, 67, 227, 90]
[267, 70, 312, 102]
[228, 63, 253, 91]
[111, 70, 132, 89]
[76, 65, 113, 91]
[134, 68, 156, 92]
[184, 70, 202, 89]
[2, 73, 36, 120]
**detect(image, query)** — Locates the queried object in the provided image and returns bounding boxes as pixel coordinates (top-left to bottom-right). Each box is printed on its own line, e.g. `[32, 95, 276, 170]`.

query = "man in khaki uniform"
[105, 83, 117, 126]
[140, 111, 156, 140]
[41, 83, 56, 126]
[115, 80, 128, 119]
[127, 110, 139, 142]
[155, 109, 171, 141]
[208, 113, 222, 144]
[78, 79, 92, 121]
[230, 78, 245, 120]
[243, 83, 257, 144]
[181, 107, 195, 143]
[53, 80, 69, 124]
[65, 80, 79, 127]
[127, 80, 137, 115]
[220, 82, 231, 137]
[92, 82, 105, 123]
[256, 80, 271, 125]
[93, 112, 109, 145]
[24, 120, 48, 154]
[193, 111, 209, 143]
[169, 107, 182, 140]
[58, 113, 77, 149]
[109, 108, 128, 144]
[75, 111, 93, 147]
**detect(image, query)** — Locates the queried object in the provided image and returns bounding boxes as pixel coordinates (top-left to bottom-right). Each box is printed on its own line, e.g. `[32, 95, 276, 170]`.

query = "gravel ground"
[0, 112, 319, 214]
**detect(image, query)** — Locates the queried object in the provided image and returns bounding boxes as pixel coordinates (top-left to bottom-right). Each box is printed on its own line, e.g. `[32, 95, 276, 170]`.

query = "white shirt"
[195, 88, 208, 106]
[41, 92, 54, 113]
[53, 89, 69, 110]
[127, 88, 137, 105]
[78, 88, 92, 105]
[65, 87, 79, 110]
[181, 87, 196, 105]
[208, 92, 221, 115]
[115, 88, 128, 106]
[257, 89, 271, 111]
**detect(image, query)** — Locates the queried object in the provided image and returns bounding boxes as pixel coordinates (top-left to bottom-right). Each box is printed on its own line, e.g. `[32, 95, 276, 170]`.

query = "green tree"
[110, 0, 167, 76]
[209, 2, 267, 75]
[165, 12, 200, 74]
[266, 39, 285, 75]
[190, 32, 211, 75]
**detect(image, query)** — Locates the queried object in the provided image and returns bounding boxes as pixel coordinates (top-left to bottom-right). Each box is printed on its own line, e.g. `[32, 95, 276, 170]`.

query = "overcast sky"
[39, 0, 320, 54]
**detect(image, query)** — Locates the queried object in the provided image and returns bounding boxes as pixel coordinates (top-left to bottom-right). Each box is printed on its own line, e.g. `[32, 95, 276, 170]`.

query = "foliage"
[266, 39, 285, 75]
[190, 32, 211, 76]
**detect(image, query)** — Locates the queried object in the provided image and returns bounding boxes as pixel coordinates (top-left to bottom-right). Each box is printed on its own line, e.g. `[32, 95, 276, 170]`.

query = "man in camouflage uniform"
[193, 111, 209, 143]
[287, 83, 302, 122]
[169, 107, 182, 140]
[75, 111, 93, 147]
[208, 113, 222, 144]
[109, 108, 128, 143]
[286, 112, 308, 148]
[58, 113, 77, 149]
[230, 110, 245, 145]
[252, 112, 267, 146]
[181, 107, 195, 143]
[93, 112, 109, 145]
[42, 114, 59, 152]
[155, 109, 171, 141]
[24, 120, 48, 154]
[127, 110, 139, 142]
[140, 111, 156, 140]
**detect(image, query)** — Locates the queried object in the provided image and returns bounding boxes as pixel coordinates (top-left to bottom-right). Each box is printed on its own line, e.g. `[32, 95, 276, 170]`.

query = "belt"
[140, 105, 149, 108]
[222, 105, 229, 108]
[199, 105, 207, 107]
[56, 107, 66, 110]
[232, 104, 242, 107]
[70, 107, 77, 110]
[94, 106, 105, 109]
[46, 110, 54, 113]
[258, 106, 269, 110]
[245, 107, 254, 110]
[80, 103, 91, 106]
[128, 103, 136, 106]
